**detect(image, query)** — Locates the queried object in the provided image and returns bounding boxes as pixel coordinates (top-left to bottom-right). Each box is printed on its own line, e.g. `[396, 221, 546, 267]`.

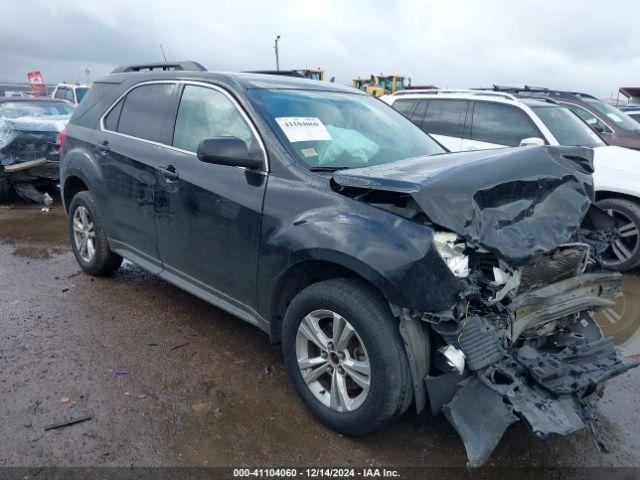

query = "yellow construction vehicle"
[352, 74, 405, 96]
[376, 75, 405, 94]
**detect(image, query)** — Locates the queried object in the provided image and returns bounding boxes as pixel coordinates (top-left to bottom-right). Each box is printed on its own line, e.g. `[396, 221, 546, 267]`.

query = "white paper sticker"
[276, 117, 332, 143]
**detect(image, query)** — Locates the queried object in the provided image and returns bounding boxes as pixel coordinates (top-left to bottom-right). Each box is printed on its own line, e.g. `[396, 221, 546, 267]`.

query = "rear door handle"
[159, 165, 179, 181]
[98, 140, 110, 153]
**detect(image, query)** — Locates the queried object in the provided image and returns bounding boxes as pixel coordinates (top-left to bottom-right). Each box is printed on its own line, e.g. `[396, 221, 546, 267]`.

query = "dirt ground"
[1, 196, 639, 475]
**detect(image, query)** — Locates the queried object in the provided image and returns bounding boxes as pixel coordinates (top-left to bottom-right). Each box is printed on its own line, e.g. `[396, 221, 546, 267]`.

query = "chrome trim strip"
[98, 79, 269, 173]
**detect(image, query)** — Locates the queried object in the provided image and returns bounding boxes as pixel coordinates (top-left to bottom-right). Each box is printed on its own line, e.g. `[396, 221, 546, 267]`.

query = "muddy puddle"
[0, 197, 68, 259]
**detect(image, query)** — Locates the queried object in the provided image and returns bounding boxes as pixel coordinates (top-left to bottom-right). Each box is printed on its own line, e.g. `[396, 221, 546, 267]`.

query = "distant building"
[619, 87, 640, 106]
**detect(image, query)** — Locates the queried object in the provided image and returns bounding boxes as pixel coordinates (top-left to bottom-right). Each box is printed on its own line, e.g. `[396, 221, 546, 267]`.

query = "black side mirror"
[197, 137, 263, 170]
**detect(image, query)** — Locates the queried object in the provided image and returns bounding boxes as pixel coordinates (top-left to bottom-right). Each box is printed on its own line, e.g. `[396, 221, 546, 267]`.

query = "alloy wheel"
[295, 309, 371, 412]
[602, 208, 640, 268]
[72, 205, 96, 263]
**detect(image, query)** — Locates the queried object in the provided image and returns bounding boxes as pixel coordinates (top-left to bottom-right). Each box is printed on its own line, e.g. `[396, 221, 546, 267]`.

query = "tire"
[282, 278, 412, 436]
[596, 198, 640, 271]
[68, 190, 122, 276]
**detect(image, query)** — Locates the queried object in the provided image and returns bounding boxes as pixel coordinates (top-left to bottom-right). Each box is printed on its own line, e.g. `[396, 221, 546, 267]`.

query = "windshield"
[75, 87, 89, 103]
[0, 101, 74, 118]
[248, 89, 445, 169]
[584, 99, 640, 132]
[532, 106, 605, 147]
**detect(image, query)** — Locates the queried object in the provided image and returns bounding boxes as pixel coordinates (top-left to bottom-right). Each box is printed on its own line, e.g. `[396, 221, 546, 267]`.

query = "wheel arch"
[62, 175, 90, 213]
[595, 190, 640, 204]
[268, 254, 400, 344]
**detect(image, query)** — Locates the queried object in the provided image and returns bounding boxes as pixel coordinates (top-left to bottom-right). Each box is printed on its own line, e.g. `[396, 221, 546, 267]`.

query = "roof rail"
[244, 70, 306, 78]
[393, 88, 517, 101]
[111, 61, 207, 73]
[482, 85, 597, 100]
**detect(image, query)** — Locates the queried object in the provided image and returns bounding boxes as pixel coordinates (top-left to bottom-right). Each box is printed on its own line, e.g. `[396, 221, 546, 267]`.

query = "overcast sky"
[1, 0, 639, 98]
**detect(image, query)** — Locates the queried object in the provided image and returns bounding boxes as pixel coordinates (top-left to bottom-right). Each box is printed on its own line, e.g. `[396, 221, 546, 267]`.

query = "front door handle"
[159, 165, 179, 181]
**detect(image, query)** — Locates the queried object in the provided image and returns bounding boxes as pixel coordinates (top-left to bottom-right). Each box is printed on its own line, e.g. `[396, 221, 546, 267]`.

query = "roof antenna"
[160, 44, 167, 62]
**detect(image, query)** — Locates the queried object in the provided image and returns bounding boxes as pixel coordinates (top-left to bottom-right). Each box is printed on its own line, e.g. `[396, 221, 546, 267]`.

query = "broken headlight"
[433, 232, 469, 278]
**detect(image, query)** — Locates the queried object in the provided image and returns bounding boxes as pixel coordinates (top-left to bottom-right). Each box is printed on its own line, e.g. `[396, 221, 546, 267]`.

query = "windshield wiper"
[309, 166, 351, 172]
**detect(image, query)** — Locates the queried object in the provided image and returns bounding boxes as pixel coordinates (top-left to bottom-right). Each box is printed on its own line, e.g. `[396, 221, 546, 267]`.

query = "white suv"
[383, 89, 640, 271]
[52, 83, 90, 105]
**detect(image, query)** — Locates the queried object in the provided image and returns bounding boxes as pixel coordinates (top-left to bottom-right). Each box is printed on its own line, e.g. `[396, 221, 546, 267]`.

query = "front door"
[154, 83, 267, 311]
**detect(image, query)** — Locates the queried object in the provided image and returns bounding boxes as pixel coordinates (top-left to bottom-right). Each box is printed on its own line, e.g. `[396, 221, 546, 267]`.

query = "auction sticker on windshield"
[276, 117, 332, 143]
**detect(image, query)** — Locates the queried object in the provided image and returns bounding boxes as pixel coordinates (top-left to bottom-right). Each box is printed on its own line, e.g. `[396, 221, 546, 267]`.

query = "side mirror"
[197, 137, 263, 170]
[519, 137, 545, 147]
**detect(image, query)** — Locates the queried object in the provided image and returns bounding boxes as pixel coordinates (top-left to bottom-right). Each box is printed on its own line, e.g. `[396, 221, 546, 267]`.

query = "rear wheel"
[68, 191, 122, 275]
[282, 278, 412, 436]
[597, 198, 640, 271]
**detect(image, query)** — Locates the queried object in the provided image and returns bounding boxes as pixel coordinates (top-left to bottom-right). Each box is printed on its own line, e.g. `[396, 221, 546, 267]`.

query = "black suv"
[60, 62, 636, 466]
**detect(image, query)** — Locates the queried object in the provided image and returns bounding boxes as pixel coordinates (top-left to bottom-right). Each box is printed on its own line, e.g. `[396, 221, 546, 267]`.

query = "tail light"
[59, 129, 67, 155]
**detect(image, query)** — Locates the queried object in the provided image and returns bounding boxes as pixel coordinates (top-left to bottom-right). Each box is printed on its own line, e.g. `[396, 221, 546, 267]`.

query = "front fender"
[258, 176, 465, 318]
[593, 147, 640, 197]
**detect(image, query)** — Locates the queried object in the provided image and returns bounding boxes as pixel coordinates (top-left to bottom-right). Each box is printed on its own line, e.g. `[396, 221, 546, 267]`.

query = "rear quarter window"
[70, 82, 121, 127]
[392, 99, 417, 117]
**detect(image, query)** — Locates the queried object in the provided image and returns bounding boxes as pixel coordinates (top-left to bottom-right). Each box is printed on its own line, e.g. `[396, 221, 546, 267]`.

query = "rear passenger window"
[173, 85, 259, 156]
[470, 102, 539, 146]
[116, 84, 177, 142]
[422, 100, 468, 137]
[392, 99, 417, 117]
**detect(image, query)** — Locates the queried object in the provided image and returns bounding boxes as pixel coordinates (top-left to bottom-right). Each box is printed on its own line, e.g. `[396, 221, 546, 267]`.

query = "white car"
[52, 83, 90, 105]
[383, 89, 640, 271]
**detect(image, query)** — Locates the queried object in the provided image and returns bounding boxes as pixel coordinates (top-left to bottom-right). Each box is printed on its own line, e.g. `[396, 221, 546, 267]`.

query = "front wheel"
[68, 190, 122, 276]
[281, 278, 412, 436]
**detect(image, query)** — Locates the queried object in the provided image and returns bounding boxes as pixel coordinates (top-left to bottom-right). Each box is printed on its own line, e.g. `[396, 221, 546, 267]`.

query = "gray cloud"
[1, 0, 639, 98]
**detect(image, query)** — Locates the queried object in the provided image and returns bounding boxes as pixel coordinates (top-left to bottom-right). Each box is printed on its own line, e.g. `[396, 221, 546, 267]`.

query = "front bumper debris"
[442, 337, 638, 467]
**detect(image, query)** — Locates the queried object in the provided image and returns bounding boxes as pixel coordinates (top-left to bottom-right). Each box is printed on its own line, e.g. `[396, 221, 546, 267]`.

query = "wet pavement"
[1, 197, 639, 472]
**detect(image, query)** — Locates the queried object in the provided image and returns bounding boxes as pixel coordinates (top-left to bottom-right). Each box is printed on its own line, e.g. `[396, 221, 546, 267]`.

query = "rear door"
[97, 82, 178, 272]
[419, 99, 468, 151]
[461, 100, 542, 151]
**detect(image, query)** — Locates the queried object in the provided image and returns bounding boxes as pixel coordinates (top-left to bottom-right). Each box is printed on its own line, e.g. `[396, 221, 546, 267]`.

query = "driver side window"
[173, 85, 259, 155]
[563, 103, 613, 134]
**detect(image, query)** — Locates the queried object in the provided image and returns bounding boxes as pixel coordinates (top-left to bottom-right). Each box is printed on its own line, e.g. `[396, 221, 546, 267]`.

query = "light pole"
[274, 35, 281, 71]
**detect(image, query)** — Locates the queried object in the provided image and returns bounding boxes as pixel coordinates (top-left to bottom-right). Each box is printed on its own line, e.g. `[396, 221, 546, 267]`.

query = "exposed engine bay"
[331, 146, 640, 466]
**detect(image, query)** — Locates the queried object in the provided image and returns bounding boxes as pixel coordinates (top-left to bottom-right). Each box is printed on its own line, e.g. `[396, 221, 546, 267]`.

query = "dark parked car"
[60, 62, 637, 466]
[486, 86, 640, 150]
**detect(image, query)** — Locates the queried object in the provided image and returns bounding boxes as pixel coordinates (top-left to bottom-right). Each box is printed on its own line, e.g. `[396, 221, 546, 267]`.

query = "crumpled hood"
[332, 146, 595, 266]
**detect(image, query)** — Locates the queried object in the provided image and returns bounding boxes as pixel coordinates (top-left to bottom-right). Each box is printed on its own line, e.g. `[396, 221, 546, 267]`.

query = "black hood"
[332, 146, 595, 266]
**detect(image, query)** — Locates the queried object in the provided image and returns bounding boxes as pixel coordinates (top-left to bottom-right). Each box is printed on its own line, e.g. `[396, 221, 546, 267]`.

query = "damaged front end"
[430, 246, 634, 467]
[332, 146, 639, 466]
